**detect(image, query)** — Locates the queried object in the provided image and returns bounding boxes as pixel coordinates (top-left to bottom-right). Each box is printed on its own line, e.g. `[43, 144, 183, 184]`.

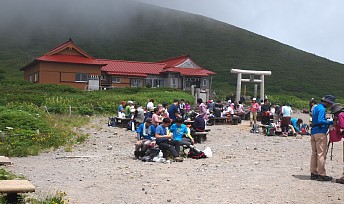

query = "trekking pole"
[330, 142, 334, 161]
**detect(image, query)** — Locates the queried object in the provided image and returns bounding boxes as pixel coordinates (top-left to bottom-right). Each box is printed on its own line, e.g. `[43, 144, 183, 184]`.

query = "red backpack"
[328, 112, 344, 160]
[329, 112, 344, 142]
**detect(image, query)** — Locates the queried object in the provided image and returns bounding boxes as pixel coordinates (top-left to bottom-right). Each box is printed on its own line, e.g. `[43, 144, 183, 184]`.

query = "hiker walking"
[310, 95, 335, 181]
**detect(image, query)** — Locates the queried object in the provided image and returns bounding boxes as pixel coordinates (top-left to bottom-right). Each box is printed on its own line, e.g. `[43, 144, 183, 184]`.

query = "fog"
[140, 0, 344, 64]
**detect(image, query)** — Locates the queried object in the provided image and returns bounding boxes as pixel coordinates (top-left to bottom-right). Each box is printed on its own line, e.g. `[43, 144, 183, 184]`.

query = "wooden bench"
[209, 117, 229, 125]
[114, 117, 131, 128]
[0, 156, 13, 166]
[193, 132, 209, 143]
[0, 180, 35, 202]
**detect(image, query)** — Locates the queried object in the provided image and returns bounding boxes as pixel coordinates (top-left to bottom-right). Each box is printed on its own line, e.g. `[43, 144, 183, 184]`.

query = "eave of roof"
[36, 55, 106, 65]
[161, 67, 216, 77]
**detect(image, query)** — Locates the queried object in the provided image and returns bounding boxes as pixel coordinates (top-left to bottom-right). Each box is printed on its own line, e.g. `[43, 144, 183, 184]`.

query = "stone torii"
[230, 68, 272, 102]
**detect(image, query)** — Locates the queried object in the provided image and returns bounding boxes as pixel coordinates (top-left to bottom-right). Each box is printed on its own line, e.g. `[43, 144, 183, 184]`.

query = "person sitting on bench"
[170, 117, 194, 146]
[155, 118, 183, 162]
[134, 118, 156, 159]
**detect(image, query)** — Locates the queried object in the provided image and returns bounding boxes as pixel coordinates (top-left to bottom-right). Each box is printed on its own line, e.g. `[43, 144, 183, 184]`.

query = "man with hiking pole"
[310, 95, 335, 181]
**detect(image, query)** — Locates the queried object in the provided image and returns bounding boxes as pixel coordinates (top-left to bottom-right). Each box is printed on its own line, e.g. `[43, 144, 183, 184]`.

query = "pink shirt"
[251, 102, 259, 113]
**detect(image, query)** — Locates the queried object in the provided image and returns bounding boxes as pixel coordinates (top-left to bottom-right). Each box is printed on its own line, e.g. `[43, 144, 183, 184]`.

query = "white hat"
[127, 100, 133, 104]
[252, 98, 257, 101]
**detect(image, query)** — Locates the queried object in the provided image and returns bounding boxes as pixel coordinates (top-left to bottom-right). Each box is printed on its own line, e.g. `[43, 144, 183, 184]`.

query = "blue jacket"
[137, 123, 155, 140]
[311, 103, 333, 134]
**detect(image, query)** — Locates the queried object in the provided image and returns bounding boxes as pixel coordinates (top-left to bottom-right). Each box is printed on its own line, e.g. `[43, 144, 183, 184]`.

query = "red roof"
[36, 55, 106, 65]
[162, 67, 216, 77]
[158, 55, 189, 67]
[99, 59, 166, 77]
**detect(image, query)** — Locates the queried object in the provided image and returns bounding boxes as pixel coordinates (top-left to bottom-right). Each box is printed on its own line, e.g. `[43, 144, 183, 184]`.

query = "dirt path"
[5, 113, 344, 204]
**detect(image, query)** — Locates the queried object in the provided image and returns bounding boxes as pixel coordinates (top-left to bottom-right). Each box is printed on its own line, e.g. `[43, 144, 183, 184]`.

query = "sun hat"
[330, 103, 343, 114]
[321, 95, 336, 105]
[127, 100, 133, 104]
[252, 98, 257, 101]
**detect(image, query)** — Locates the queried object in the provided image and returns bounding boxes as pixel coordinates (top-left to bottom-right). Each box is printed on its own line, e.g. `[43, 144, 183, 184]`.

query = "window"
[145, 79, 164, 87]
[203, 79, 207, 86]
[131, 79, 143, 87]
[101, 75, 109, 81]
[171, 78, 176, 87]
[112, 77, 121, 83]
[34, 72, 39, 82]
[29, 75, 33, 82]
[75, 73, 88, 82]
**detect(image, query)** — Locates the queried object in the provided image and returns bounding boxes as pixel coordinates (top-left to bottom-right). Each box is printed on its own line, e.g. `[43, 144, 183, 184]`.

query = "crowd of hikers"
[113, 94, 344, 183]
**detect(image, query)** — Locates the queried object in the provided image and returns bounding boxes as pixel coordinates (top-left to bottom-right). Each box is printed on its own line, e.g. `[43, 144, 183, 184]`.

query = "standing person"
[179, 99, 186, 119]
[310, 95, 335, 181]
[197, 98, 208, 120]
[309, 98, 316, 113]
[118, 101, 126, 117]
[168, 99, 181, 124]
[250, 98, 259, 125]
[261, 99, 271, 125]
[281, 103, 292, 135]
[329, 104, 344, 184]
[155, 118, 183, 162]
[185, 101, 191, 115]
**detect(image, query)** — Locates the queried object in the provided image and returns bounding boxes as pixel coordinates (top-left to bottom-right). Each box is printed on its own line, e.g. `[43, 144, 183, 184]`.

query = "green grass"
[0, 82, 194, 156]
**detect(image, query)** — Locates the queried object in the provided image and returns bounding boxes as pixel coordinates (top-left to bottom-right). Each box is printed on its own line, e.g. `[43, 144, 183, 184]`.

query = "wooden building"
[21, 39, 216, 91]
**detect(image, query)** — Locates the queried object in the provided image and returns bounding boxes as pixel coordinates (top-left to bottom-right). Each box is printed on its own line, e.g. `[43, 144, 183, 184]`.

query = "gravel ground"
[5, 113, 344, 204]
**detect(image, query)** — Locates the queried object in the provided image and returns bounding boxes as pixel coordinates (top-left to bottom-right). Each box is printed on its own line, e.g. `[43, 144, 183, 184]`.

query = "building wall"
[24, 61, 102, 89]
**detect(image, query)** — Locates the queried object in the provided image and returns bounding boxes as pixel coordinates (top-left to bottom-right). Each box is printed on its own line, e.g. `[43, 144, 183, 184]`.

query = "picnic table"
[209, 117, 229, 125]
[114, 117, 131, 128]
[192, 131, 209, 143]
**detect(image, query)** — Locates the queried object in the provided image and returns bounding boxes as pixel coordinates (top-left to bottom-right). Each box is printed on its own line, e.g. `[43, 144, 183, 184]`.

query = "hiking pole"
[330, 142, 334, 161]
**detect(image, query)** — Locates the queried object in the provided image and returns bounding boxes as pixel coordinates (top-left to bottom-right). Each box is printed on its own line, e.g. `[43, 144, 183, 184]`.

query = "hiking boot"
[174, 157, 184, 162]
[134, 151, 140, 159]
[317, 175, 332, 182]
[335, 178, 344, 184]
[310, 173, 319, 180]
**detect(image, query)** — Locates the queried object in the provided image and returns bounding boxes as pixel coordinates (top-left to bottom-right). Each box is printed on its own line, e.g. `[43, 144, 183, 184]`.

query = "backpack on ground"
[108, 117, 116, 127]
[187, 147, 206, 159]
[250, 124, 259, 133]
[141, 148, 160, 162]
[266, 124, 276, 136]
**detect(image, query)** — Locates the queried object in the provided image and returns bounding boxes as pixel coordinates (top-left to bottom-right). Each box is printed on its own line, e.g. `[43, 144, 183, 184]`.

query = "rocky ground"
[5, 113, 344, 204]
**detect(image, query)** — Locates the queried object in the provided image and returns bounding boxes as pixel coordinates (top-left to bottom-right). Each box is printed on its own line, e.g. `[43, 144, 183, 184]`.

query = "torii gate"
[230, 68, 272, 102]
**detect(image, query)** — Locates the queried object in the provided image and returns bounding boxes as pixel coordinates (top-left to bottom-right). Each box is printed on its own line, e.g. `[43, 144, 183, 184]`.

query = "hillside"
[0, 0, 343, 99]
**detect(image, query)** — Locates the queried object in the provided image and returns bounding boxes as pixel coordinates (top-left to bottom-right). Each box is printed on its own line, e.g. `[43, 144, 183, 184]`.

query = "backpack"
[250, 124, 259, 133]
[141, 148, 160, 162]
[327, 112, 344, 160]
[300, 124, 310, 135]
[266, 124, 276, 136]
[187, 147, 206, 159]
[108, 117, 116, 127]
[213, 107, 222, 117]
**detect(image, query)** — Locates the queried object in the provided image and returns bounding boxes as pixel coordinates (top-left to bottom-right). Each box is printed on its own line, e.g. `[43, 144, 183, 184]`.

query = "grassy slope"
[0, 0, 343, 99]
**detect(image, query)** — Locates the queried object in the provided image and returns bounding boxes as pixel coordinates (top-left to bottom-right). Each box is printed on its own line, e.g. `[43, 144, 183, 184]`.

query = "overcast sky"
[140, 0, 344, 64]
